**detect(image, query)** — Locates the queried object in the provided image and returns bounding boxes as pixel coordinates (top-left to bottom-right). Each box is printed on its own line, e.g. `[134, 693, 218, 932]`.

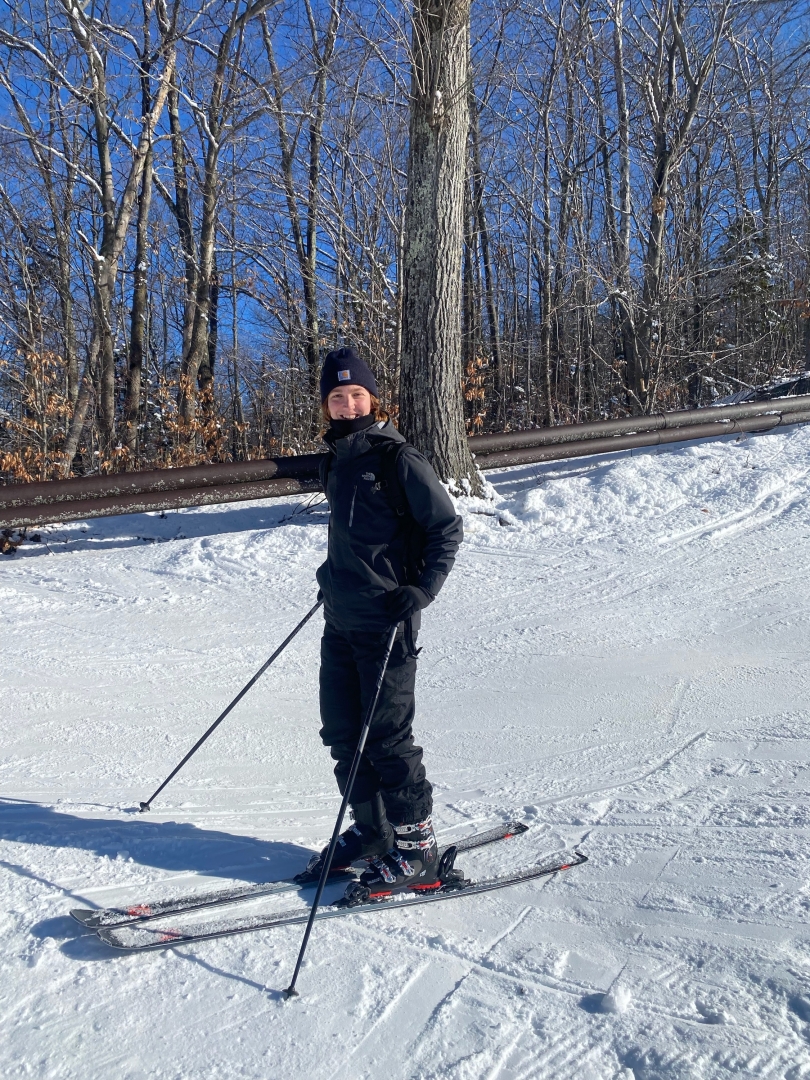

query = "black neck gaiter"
[329, 413, 377, 439]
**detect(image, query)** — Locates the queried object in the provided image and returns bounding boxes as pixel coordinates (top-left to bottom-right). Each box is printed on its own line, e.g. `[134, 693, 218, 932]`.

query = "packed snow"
[4, 424, 810, 1079]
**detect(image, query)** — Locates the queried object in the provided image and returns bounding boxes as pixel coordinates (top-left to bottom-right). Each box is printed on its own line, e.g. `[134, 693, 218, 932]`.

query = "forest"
[0, 0, 808, 481]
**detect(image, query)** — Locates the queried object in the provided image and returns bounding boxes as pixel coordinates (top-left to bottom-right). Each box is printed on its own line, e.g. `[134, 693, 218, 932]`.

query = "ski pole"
[138, 598, 323, 813]
[283, 622, 399, 999]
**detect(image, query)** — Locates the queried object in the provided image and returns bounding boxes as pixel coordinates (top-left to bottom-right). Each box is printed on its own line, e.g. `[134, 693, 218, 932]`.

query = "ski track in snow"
[4, 427, 810, 1077]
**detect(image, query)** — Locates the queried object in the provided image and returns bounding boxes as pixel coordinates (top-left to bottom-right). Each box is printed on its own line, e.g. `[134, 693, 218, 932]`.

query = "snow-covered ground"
[4, 424, 810, 1079]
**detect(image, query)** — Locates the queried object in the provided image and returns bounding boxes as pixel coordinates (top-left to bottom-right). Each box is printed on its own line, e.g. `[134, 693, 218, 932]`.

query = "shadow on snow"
[1, 797, 312, 893]
[10, 496, 329, 559]
[2, 796, 318, 959]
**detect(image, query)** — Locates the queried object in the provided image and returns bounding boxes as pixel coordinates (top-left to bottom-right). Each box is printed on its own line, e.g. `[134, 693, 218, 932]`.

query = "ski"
[70, 867, 355, 929]
[71, 820, 529, 929]
[95, 850, 587, 951]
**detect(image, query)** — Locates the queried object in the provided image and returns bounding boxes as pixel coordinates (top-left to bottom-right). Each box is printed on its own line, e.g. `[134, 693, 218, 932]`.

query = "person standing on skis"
[299, 346, 463, 898]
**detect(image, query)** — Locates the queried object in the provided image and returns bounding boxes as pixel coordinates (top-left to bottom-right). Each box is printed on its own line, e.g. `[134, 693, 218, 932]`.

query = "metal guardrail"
[2, 395, 810, 530]
[0, 453, 325, 508]
[472, 409, 810, 469]
[467, 394, 810, 453]
[0, 475, 323, 529]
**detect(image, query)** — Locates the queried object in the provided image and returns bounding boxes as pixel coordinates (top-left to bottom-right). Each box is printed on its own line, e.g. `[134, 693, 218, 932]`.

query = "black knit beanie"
[319, 347, 378, 402]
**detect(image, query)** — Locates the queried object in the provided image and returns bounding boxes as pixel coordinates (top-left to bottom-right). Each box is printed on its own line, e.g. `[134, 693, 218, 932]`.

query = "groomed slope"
[3, 425, 810, 1079]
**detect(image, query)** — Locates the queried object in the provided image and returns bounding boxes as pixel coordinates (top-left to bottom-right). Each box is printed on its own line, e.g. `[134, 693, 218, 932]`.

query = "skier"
[300, 346, 463, 897]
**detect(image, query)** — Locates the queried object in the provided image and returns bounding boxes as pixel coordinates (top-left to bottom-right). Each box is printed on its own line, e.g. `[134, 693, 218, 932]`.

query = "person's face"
[327, 385, 373, 419]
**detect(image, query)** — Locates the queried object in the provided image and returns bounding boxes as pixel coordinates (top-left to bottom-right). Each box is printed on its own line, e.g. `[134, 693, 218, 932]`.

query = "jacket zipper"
[348, 485, 357, 528]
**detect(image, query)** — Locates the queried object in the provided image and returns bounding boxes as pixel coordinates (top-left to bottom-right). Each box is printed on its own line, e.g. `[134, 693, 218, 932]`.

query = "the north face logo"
[337, 369, 351, 381]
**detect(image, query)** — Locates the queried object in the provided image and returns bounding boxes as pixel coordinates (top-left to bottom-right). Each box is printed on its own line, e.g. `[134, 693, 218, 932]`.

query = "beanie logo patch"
[337, 369, 351, 382]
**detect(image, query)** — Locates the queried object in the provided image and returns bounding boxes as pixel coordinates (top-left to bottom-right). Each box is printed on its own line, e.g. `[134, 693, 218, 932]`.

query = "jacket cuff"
[418, 572, 445, 599]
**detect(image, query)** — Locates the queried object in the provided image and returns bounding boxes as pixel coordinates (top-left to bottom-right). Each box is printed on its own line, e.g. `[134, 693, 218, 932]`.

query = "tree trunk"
[637, 143, 671, 410]
[180, 134, 220, 420]
[199, 261, 219, 396]
[400, 0, 480, 494]
[125, 25, 155, 461]
[468, 69, 502, 427]
[56, 233, 79, 406]
[611, 0, 639, 411]
[168, 73, 197, 363]
[124, 142, 153, 460]
[539, 103, 553, 427]
[461, 178, 478, 422]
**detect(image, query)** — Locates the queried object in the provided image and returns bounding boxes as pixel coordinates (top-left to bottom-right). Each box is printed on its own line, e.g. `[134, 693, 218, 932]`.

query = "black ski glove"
[384, 585, 434, 623]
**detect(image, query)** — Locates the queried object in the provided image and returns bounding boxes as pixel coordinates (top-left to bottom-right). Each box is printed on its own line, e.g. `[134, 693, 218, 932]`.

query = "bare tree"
[260, 0, 341, 432]
[177, 0, 275, 424]
[630, 0, 732, 410]
[55, 0, 178, 467]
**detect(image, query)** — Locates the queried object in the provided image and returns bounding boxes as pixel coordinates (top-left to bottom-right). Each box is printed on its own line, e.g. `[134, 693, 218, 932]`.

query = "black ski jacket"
[316, 420, 463, 633]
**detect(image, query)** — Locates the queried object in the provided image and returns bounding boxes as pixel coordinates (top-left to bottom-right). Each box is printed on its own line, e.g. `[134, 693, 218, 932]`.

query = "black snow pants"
[318, 622, 432, 824]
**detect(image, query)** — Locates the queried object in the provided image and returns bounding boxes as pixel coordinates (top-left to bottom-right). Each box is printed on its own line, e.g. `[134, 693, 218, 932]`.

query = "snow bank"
[458, 424, 810, 550]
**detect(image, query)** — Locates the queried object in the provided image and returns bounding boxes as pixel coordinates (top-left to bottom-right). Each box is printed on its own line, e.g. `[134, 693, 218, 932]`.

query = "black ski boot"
[344, 818, 444, 901]
[293, 794, 394, 884]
